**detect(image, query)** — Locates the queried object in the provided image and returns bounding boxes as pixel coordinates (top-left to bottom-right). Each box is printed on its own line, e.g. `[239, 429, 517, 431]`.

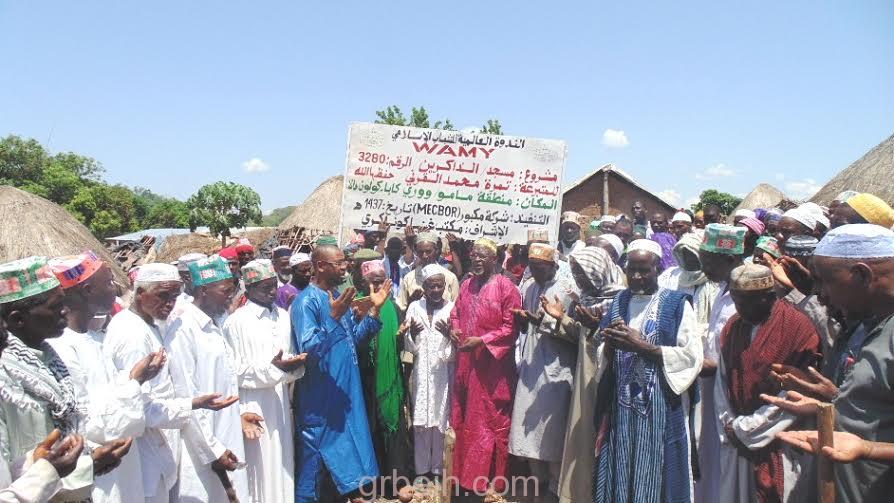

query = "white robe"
[404, 298, 455, 432]
[166, 302, 248, 503]
[49, 328, 147, 503]
[223, 301, 303, 503]
[104, 310, 193, 502]
[694, 283, 737, 503]
[0, 456, 61, 503]
[714, 325, 803, 503]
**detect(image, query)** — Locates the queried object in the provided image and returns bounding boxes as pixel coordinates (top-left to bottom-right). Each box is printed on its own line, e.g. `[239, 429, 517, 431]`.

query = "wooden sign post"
[441, 428, 456, 503]
[817, 403, 836, 503]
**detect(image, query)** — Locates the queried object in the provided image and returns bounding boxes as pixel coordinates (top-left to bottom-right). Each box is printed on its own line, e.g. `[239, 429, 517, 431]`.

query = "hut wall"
[562, 172, 676, 222]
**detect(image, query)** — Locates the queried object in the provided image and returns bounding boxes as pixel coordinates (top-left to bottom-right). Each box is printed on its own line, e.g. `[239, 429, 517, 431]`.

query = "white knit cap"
[598, 234, 625, 258]
[288, 253, 311, 267]
[783, 207, 818, 231]
[421, 263, 448, 282]
[814, 224, 894, 259]
[136, 263, 181, 283]
[735, 209, 756, 219]
[599, 215, 617, 224]
[176, 253, 207, 272]
[800, 202, 830, 229]
[672, 211, 692, 223]
[627, 239, 663, 259]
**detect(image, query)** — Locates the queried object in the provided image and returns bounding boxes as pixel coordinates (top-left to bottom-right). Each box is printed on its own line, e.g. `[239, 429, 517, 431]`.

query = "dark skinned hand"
[459, 336, 484, 352]
[769, 363, 838, 401]
[448, 328, 462, 345]
[435, 319, 452, 338]
[760, 390, 826, 417]
[34, 430, 84, 479]
[602, 320, 660, 358]
[212, 449, 239, 472]
[780, 256, 814, 296]
[540, 295, 567, 321]
[271, 350, 307, 373]
[192, 393, 240, 411]
[92, 438, 133, 476]
[130, 349, 166, 384]
[329, 287, 356, 320]
[575, 305, 603, 330]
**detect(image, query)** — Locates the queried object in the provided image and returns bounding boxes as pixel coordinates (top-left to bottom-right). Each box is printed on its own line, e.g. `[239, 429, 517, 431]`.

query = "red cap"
[235, 238, 254, 253]
[219, 247, 238, 260]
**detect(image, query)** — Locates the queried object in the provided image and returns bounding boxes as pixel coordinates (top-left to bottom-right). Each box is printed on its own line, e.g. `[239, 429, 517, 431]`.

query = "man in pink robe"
[449, 238, 522, 498]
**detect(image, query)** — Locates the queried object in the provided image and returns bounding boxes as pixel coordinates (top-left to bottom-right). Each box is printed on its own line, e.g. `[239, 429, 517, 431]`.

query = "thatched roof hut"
[278, 176, 343, 233]
[0, 185, 127, 284]
[811, 133, 894, 206]
[154, 227, 277, 264]
[732, 183, 791, 214]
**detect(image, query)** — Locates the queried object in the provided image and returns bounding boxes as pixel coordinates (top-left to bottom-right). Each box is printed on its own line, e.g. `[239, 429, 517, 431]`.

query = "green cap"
[316, 235, 339, 247]
[700, 224, 746, 255]
[187, 255, 233, 287]
[0, 256, 61, 304]
[755, 236, 781, 259]
[241, 259, 276, 286]
[353, 248, 382, 262]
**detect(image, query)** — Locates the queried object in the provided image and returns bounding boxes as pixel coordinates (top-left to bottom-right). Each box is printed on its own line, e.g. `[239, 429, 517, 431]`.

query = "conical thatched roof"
[733, 183, 789, 214]
[0, 186, 127, 284]
[278, 176, 343, 234]
[811, 133, 894, 206]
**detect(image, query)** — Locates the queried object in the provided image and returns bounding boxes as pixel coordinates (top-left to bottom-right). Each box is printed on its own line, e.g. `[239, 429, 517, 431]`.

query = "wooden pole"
[817, 403, 836, 503]
[441, 428, 456, 503]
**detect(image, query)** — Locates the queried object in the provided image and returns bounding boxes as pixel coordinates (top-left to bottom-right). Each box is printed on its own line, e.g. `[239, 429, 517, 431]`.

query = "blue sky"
[2, 1, 892, 212]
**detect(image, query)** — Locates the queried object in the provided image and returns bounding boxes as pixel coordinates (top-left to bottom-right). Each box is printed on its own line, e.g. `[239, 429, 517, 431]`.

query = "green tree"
[187, 181, 262, 246]
[261, 205, 295, 227]
[691, 189, 743, 215]
[65, 184, 139, 238]
[375, 105, 454, 130]
[481, 119, 503, 135]
[145, 199, 190, 228]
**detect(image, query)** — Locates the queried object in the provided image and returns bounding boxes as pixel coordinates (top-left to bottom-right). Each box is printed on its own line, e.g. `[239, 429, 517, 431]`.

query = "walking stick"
[817, 403, 835, 503]
[214, 468, 240, 503]
[441, 428, 456, 503]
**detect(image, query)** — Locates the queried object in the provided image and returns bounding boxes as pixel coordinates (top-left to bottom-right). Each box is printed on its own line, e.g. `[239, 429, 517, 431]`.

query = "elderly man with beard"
[508, 243, 578, 501]
[763, 224, 894, 503]
[224, 259, 307, 503]
[591, 240, 703, 503]
[396, 232, 459, 313]
[291, 242, 392, 503]
[448, 238, 522, 500]
[558, 212, 586, 256]
[166, 255, 246, 502]
[714, 264, 820, 502]
[48, 252, 168, 503]
[0, 256, 136, 502]
[276, 252, 312, 310]
[104, 263, 237, 503]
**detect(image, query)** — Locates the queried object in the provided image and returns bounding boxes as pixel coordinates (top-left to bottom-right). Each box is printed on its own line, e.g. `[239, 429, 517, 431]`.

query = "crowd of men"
[0, 190, 893, 503]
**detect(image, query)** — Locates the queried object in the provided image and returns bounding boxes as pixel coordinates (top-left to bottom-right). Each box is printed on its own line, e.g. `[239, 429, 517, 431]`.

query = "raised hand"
[780, 256, 814, 296]
[92, 438, 133, 476]
[575, 305, 603, 330]
[435, 319, 452, 338]
[404, 220, 417, 247]
[777, 430, 868, 463]
[760, 390, 826, 416]
[512, 309, 530, 325]
[448, 328, 463, 345]
[408, 319, 424, 338]
[241, 413, 265, 441]
[770, 363, 837, 401]
[540, 295, 567, 321]
[271, 350, 307, 373]
[192, 393, 240, 411]
[34, 430, 84, 478]
[329, 287, 356, 320]
[369, 279, 393, 309]
[409, 288, 424, 303]
[130, 348, 167, 384]
[766, 256, 795, 290]
[377, 215, 391, 236]
[603, 320, 653, 355]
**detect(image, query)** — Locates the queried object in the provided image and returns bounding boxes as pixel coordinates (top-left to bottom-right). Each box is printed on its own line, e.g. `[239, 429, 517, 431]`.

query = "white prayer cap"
[561, 211, 583, 224]
[734, 209, 756, 219]
[598, 233, 625, 258]
[783, 207, 818, 231]
[176, 253, 207, 272]
[135, 263, 181, 283]
[814, 224, 894, 259]
[626, 239, 663, 259]
[799, 202, 829, 229]
[421, 263, 448, 282]
[672, 211, 692, 223]
[289, 253, 311, 267]
[599, 215, 617, 224]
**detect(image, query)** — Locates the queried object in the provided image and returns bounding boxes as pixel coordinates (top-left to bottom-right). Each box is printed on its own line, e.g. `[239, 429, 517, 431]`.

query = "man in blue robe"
[291, 241, 392, 502]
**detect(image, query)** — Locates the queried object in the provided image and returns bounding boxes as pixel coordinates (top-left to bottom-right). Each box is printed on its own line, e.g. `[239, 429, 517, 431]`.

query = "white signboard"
[340, 123, 567, 244]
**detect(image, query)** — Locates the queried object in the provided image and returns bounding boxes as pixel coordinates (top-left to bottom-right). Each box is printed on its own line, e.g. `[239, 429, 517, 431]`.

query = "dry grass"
[154, 227, 277, 263]
[278, 175, 344, 234]
[812, 132, 894, 205]
[0, 185, 128, 284]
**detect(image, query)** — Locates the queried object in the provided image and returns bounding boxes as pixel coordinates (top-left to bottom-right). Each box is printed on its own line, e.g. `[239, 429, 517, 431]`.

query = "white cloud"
[242, 158, 270, 173]
[784, 178, 822, 199]
[694, 163, 737, 180]
[657, 189, 682, 206]
[601, 129, 629, 148]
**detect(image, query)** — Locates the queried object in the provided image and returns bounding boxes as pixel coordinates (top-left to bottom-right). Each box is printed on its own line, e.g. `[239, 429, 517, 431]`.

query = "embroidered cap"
[421, 263, 448, 282]
[730, 263, 774, 291]
[473, 238, 498, 254]
[527, 229, 549, 243]
[235, 238, 254, 253]
[187, 255, 232, 287]
[242, 259, 276, 286]
[49, 251, 104, 289]
[135, 263, 181, 283]
[814, 224, 894, 259]
[598, 234, 625, 258]
[847, 193, 894, 229]
[784, 235, 819, 257]
[561, 211, 583, 225]
[672, 211, 692, 223]
[755, 236, 782, 259]
[627, 239, 662, 259]
[289, 253, 311, 267]
[737, 217, 766, 236]
[0, 256, 61, 304]
[316, 235, 339, 247]
[360, 259, 385, 278]
[528, 243, 556, 263]
[271, 246, 293, 259]
[176, 253, 207, 272]
[700, 224, 746, 255]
